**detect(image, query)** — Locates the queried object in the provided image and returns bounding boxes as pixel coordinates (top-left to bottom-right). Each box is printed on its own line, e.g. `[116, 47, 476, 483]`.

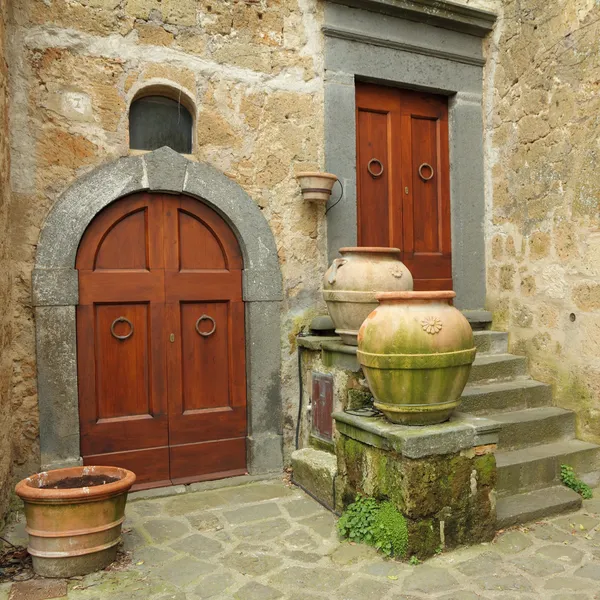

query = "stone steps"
[472, 330, 508, 354]
[463, 330, 600, 526]
[468, 353, 528, 383]
[496, 486, 582, 529]
[492, 407, 576, 451]
[460, 379, 552, 414]
[496, 439, 600, 498]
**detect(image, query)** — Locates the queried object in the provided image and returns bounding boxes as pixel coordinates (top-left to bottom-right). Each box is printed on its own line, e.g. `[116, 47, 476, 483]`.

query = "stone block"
[321, 342, 361, 372]
[334, 413, 497, 557]
[291, 448, 337, 509]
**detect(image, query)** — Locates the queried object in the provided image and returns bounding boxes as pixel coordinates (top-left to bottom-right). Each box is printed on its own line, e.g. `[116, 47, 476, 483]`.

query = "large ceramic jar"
[357, 291, 476, 425]
[15, 465, 136, 577]
[323, 247, 413, 345]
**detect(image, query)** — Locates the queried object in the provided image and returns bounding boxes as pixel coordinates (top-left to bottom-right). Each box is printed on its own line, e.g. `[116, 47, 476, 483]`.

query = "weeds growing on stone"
[561, 464, 593, 499]
[337, 495, 408, 558]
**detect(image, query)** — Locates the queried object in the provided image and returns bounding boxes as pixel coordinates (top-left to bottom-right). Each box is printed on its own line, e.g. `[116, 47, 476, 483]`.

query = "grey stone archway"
[33, 147, 284, 475]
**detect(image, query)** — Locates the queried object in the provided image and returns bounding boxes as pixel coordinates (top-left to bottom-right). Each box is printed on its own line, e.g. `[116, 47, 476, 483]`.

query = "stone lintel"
[327, 0, 497, 37]
[333, 411, 499, 458]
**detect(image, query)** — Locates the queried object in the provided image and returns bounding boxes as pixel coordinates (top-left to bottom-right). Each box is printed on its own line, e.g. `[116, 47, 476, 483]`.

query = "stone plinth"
[333, 411, 499, 558]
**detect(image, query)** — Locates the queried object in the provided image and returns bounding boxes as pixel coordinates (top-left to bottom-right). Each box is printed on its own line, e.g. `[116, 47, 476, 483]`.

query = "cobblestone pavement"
[2, 479, 600, 600]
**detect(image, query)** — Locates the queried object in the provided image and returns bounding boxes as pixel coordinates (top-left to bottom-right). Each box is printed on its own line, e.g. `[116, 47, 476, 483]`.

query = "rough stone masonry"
[1, 0, 600, 531]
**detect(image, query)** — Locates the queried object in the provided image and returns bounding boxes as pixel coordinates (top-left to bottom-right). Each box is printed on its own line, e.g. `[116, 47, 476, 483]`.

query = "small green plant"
[337, 495, 379, 544]
[561, 464, 593, 499]
[337, 496, 408, 558]
[409, 555, 420, 566]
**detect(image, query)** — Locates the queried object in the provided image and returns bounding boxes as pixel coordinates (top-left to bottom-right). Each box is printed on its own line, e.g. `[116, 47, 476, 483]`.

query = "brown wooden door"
[356, 82, 452, 290]
[77, 193, 247, 489]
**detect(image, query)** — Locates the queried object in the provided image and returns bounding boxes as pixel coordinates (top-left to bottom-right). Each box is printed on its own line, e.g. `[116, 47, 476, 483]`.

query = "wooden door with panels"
[76, 193, 247, 490]
[356, 82, 452, 291]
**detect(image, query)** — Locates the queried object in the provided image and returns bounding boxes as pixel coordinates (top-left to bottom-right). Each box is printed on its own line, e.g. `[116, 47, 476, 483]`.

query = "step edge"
[462, 379, 550, 394]
[496, 440, 600, 467]
[496, 486, 582, 528]
[490, 406, 575, 423]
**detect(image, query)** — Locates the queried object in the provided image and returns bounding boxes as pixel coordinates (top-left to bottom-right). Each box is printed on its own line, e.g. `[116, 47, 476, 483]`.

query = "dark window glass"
[129, 95, 193, 153]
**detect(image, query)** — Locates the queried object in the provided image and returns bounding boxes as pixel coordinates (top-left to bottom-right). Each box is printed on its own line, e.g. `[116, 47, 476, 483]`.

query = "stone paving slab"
[2, 479, 600, 599]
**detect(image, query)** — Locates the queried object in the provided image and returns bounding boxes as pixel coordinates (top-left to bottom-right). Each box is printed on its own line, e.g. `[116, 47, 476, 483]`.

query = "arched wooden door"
[76, 193, 247, 489]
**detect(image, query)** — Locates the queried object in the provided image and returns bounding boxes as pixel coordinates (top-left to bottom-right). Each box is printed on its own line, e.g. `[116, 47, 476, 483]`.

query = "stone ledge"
[327, 0, 497, 37]
[333, 411, 499, 459]
[297, 335, 342, 351]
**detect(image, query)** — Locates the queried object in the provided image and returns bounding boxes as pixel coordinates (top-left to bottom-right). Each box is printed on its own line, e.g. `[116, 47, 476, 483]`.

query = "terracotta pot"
[357, 291, 476, 425]
[323, 247, 413, 345]
[15, 465, 136, 578]
[296, 172, 338, 202]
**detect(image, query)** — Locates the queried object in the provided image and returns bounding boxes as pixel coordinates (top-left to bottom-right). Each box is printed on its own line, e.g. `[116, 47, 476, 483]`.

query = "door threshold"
[128, 471, 283, 502]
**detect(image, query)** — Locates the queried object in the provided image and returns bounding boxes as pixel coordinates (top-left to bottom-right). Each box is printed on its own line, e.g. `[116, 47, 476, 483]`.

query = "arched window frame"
[127, 81, 197, 155]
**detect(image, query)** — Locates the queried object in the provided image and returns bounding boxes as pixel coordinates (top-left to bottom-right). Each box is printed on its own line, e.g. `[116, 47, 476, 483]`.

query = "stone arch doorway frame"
[32, 146, 284, 475]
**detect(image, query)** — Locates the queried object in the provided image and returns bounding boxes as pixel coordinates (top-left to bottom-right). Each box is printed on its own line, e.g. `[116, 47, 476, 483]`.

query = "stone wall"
[0, 0, 13, 528]
[484, 0, 600, 445]
[5, 0, 327, 483]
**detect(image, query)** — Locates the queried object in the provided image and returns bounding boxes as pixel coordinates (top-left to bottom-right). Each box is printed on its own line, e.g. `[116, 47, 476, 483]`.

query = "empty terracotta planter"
[357, 291, 476, 425]
[15, 465, 136, 578]
[296, 172, 338, 202]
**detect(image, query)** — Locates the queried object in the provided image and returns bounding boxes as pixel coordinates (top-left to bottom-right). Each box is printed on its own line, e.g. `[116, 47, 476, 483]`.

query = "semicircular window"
[129, 95, 193, 153]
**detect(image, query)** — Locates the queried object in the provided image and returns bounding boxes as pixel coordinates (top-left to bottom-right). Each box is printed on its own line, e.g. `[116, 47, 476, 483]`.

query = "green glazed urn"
[357, 291, 476, 425]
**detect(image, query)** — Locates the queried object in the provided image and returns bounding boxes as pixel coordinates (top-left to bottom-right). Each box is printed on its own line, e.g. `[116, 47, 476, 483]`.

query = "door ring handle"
[367, 158, 384, 178]
[195, 315, 216, 337]
[111, 317, 134, 341]
[418, 163, 434, 181]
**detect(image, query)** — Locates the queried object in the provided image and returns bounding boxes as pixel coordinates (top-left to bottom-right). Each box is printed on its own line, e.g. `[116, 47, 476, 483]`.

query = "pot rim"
[15, 466, 136, 502]
[296, 172, 338, 181]
[376, 291, 456, 301]
[339, 247, 401, 255]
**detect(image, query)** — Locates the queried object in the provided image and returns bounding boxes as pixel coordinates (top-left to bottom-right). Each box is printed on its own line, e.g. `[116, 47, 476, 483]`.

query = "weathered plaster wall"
[0, 0, 13, 527]
[485, 0, 600, 444]
[7, 0, 327, 478]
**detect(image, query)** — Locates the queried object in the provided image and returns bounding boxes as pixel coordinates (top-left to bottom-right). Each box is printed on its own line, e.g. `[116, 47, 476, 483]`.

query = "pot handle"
[328, 258, 347, 284]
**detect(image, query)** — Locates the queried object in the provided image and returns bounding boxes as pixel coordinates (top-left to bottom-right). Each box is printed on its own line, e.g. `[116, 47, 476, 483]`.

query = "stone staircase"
[462, 330, 600, 528]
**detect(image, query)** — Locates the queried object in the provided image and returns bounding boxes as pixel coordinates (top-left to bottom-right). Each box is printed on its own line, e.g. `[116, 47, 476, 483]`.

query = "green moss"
[474, 454, 496, 488]
[406, 518, 439, 559]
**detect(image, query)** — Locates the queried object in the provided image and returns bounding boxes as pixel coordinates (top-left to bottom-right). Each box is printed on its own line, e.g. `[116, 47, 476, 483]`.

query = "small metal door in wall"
[312, 373, 333, 441]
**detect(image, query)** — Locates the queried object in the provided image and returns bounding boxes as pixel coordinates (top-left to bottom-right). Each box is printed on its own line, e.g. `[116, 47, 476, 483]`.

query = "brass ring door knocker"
[367, 158, 384, 178]
[195, 315, 216, 337]
[110, 317, 134, 341]
[418, 163, 434, 181]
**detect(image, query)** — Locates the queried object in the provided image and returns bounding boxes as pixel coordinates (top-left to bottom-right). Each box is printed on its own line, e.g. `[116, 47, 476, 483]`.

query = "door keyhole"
[169, 333, 175, 343]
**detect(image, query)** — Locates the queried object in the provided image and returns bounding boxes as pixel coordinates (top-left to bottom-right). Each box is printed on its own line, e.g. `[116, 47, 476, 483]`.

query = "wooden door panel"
[95, 209, 149, 270]
[78, 301, 168, 457]
[78, 272, 165, 305]
[94, 303, 151, 420]
[356, 82, 452, 291]
[400, 91, 452, 290]
[178, 210, 227, 270]
[164, 271, 242, 302]
[167, 300, 246, 446]
[410, 117, 440, 253]
[356, 108, 391, 247]
[180, 302, 231, 411]
[83, 447, 171, 491]
[76, 194, 164, 271]
[170, 438, 247, 485]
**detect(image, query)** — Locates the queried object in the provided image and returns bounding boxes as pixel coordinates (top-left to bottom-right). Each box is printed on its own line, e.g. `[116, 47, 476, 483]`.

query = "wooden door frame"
[32, 147, 284, 477]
